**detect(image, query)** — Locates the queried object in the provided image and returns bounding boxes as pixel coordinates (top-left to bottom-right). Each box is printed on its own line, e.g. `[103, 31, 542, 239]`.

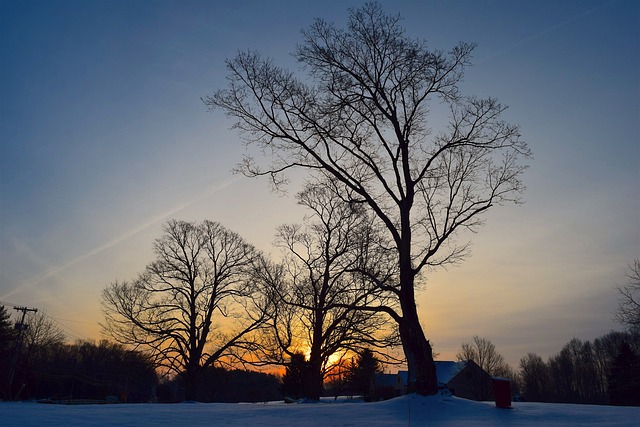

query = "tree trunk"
[305, 360, 324, 400]
[184, 363, 200, 401]
[184, 375, 195, 401]
[398, 303, 438, 395]
[397, 200, 438, 396]
[307, 339, 324, 400]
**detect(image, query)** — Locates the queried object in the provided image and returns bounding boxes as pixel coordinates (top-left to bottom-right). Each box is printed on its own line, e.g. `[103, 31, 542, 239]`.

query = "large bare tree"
[208, 3, 530, 394]
[101, 220, 271, 400]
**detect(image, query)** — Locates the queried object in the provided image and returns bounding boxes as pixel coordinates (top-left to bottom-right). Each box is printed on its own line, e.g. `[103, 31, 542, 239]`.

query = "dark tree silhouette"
[518, 331, 640, 404]
[158, 366, 282, 403]
[4, 310, 67, 400]
[346, 348, 382, 401]
[281, 352, 308, 400]
[0, 305, 17, 399]
[456, 336, 511, 378]
[208, 3, 530, 395]
[608, 342, 640, 406]
[615, 259, 640, 332]
[593, 330, 636, 398]
[101, 220, 272, 400]
[519, 353, 551, 402]
[0, 305, 14, 352]
[21, 311, 66, 361]
[1, 339, 157, 402]
[256, 178, 399, 400]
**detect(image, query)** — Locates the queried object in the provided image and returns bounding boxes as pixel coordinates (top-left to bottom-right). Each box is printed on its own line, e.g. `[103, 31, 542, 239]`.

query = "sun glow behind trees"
[1, 0, 637, 401]
[208, 2, 531, 395]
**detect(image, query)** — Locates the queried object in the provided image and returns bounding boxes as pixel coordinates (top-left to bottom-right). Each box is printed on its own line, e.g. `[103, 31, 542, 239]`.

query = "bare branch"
[101, 220, 271, 399]
[209, 2, 530, 395]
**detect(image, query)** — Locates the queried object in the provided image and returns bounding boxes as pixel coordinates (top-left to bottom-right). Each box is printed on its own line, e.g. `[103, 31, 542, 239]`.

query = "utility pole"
[8, 306, 37, 399]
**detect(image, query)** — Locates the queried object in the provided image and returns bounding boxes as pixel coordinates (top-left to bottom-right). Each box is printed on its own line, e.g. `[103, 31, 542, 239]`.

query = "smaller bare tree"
[21, 311, 66, 361]
[519, 352, 551, 401]
[256, 178, 400, 400]
[457, 335, 511, 378]
[101, 220, 272, 400]
[615, 259, 640, 332]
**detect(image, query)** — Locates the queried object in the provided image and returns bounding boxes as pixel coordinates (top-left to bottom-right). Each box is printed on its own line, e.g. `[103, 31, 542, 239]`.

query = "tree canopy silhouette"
[208, 2, 530, 394]
[101, 220, 271, 400]
[256, 178, 398, 400]
[615, 259, 640, 332]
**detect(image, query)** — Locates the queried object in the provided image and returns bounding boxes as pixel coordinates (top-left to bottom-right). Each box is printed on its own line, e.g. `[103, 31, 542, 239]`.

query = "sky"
[3, 395, 640, 426]
[1, 0, 638, 368]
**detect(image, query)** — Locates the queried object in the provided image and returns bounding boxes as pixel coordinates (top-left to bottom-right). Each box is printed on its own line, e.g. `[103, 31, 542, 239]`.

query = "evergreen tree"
[281, 352, 308, 400]
[346, 349, 382, 401]
[0, 305, 16, 399]
[607, 342, 640, 406]
[0, 305, 15, 353]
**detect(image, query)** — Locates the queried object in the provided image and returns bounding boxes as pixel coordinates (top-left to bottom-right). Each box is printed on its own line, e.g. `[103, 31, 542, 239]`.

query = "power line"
[8, 305, 38, 399]
[55, 317, 98, 325]
[48, 315, 95, 343]
[1, 299, 98, 342]
[0, 299, 21, 307]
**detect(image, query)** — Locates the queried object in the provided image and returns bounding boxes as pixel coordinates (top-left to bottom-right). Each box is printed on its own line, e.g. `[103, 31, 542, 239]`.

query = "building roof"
[398, 370, 408, 385]
[397, 361, 469, 387]
[374, 373, 399, 388]
[435, 361, 467, 386]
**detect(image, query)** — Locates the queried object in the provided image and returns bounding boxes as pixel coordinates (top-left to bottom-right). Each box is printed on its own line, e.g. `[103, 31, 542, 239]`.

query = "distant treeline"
[1, 305, 158, 401]
[157, 367, 282, 403]
[2, 335, 282, 403]
[2, 338, 157, 402]
[3, 303, 639, 405]
[519, 330, 640, 405]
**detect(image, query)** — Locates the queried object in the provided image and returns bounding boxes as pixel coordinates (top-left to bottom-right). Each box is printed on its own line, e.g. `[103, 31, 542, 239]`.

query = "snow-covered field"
[2, 394, 639, 426]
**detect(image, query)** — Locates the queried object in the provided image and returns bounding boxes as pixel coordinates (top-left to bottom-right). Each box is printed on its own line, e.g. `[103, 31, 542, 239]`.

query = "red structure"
[492, 378, 512, 408]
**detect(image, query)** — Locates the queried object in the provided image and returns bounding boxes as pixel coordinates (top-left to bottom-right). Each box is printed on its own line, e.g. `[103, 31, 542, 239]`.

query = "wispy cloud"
[4, 178, 238, 299]
[476, 0, 613, 65]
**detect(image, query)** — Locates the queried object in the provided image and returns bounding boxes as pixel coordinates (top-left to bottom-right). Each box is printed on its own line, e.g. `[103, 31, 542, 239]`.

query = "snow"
[433, 361, 466, 386]
[2, 395, 639, 426]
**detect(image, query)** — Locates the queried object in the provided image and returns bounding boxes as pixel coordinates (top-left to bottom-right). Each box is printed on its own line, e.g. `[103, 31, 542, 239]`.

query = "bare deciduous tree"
[456, 336, 511, 378]
[21, 311, 66, 360]
[257, 179, 399, 399]
[101, 219, 271, 400]
[519, 353, 551, 402]
[615, 259, 640, 332]
[208, 3, 530, 394]
[518, 331, 640, 404]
